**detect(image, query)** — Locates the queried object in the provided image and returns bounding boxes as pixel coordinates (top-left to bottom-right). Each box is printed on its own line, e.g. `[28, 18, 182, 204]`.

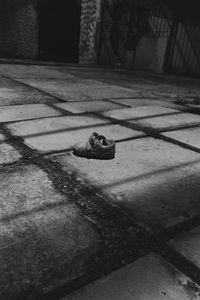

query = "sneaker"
[73, 132, 115, 159]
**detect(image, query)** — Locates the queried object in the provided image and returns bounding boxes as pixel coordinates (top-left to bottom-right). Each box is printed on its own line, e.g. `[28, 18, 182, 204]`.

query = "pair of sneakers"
[73, 132, 115, 159]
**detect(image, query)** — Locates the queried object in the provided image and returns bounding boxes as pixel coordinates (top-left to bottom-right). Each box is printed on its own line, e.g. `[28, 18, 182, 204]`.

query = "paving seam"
[1, 122, 200, 298]
[49, 96, 157, 103]
[103, 98, 132, 108]
[0, 73, 145, 109]
[1, 102, 200, 296]
[0, 114, 71, 125]
[0, 113, 102, 125]
[157, 214, 200, 242]
[175, 103, 200, 115]
[45, 103, 74, 116]
[3, 73, 200, 117]
[21, 122, 113, 139]
[156, 243, 200, 287]
[160, 122, 200, 133]
[0, 123, 153, 299]
[3, 119, 200, 244]
[53, 98, 132, 108]
[0, 73, 188, 110]
[159, 133, 200, 153]
[0, 73, 132, 106]
[0, 159, 28, 169]
[93, 76, 199, 101]
[39, 135, 146, 156]
[93, 112, 200, 154]
[2, 63, 198, 104]
[0, 74, 67, 103]
[49, 99, 200, 117]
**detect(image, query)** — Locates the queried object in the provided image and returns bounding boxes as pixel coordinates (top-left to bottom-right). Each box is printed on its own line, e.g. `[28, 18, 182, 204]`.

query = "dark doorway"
[38, 0, 81, 62]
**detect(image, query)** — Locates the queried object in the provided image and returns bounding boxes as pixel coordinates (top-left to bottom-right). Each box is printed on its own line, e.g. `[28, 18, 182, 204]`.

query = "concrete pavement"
[0, 62, 200, 299]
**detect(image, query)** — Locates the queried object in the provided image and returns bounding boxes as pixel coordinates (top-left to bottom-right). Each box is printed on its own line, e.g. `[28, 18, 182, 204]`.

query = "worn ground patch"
[49, 138, 200, 233]
[0, 142, 21, 164]
[64, 253, 200, 300]
[0, 164, 101, 299]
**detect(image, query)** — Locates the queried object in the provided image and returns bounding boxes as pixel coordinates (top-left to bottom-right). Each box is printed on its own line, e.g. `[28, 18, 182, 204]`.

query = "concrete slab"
[64, 253, 200, 300]
[111, 98, 184, 110]
[163, 127, 200, 149]
[0, 64, 76, 79]
[25, 124, 142, 153]
[0, 104, 61, 123]
[55, 100, 125, 114]
[187, 105, 200, 109]
[7, 115, 108, 137]
[0, 143, 21, 164]
[169, 226, 200, 270]
[64, 67, 200, 98]
[0, 77, 55, 106]
[8, 114, 142, 152]
[18, 78, 144, 101]
[103, 106, 200, 131]
[0, 164, 100, 299]
[135, 113, 200, 131]
[50, 138, 200, 232]
[103, 106, 179, 121]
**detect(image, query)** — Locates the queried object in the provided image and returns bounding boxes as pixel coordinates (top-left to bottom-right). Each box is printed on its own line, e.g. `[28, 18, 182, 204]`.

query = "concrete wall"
[0, 2, 38, 59]
[134, 36, 168, 73]
[0, 0, 102, 63]
[79, 0, 102, 64]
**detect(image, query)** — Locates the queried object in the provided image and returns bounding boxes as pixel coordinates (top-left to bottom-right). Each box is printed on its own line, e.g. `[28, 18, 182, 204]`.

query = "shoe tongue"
[89, 132, 109, 148]
[86, 140, 92, 150]
[87, 134, 98, 150]
[89, 134, 95, 147]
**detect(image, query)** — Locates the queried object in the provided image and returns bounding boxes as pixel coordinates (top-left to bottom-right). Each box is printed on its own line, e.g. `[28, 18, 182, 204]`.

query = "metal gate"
[164, 18, 200, 77]
[98, 0, 200, 77]
[97, 0, 150, 68]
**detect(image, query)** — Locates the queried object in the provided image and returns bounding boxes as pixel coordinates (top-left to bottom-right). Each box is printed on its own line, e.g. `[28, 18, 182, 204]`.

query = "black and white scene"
[0, 0, 200, 299]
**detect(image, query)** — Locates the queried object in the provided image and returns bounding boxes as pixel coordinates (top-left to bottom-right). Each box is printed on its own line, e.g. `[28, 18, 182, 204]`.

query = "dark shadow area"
[96, 157, 200, 234]
[38, 0, 81, 62]
[99, 158, 200, 189]
[22, 121, 111, 139]
[0, 198, 68, 224]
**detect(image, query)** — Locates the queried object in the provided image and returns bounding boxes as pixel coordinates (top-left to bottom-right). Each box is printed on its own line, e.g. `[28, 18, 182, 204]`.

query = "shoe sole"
[73, 150, 115, 160]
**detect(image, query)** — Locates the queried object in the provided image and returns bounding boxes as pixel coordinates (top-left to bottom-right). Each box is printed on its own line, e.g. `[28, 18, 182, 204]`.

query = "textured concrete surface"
[50, 138, 200, 233]
[7, 115, 108, 136]
[0, 104, 61, 122]
[24, 124, 141, 153]
[7, 116, 142, 153]
[111, 98, 185, 110]
[64, 253, 200, 300]
[0, 64, 76, 79]
[1, 63, 200, 299]
[0, 77, 55, 106]
[61, 66, 200, 97]
[134, 113, 200, 131]
[187, 104, 200, 109]
[16, 78, 145, 101]
[0, 164, 100, 299]
[169, 226, 200, 270]
[23, 124, 142, 153]
[55, 100, 126, 113]
[0, 142, 21, 164]
[103, 106, 200, 131]
[163, 127, 200, 149]
[103, 106, 179, 121]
